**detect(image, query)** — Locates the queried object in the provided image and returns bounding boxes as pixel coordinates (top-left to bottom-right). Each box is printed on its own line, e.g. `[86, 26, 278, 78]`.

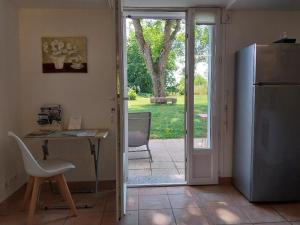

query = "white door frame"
[115, 0, 128, 219]
[123, 10, 188, 187]
[186, 8, 222, 185]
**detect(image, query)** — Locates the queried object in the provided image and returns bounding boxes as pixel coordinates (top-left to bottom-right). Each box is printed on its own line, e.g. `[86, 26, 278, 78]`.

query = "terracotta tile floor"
[1, 185, 300, 225]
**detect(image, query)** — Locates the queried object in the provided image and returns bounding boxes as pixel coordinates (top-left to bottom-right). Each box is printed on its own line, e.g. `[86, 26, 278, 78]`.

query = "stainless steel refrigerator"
[233, 43, 300, 202]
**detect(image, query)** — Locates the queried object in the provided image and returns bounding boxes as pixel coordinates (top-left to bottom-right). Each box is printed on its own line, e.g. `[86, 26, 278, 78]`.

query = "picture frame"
[42, 37, 88, 73]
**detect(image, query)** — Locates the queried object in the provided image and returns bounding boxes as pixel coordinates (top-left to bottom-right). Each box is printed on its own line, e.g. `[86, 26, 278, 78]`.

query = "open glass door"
[116, 0, 128, 219]
[124, 11, 187, 186]
[121, 11, 128, 215]
[186, 9, 221, 185]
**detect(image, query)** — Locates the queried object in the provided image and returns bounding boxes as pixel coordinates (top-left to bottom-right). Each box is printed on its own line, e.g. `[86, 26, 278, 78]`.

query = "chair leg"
[55, 174, 77, 217]
[23, 176, 34, 210]
[27, 177, 41, 225]
[146, 144, 153, 162]
[55, 178, 67, 202]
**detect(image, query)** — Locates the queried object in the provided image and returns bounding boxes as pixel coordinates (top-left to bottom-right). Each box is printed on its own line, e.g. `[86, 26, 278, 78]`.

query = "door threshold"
[128, 182, 187, 188]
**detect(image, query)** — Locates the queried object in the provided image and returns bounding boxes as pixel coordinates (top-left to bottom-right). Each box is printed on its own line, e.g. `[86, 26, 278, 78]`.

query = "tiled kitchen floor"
[126, 185, 300, 225]
[1, 184, 300, 225]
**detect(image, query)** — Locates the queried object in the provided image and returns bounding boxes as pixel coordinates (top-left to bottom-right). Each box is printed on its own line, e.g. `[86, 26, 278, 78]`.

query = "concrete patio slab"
[128, 139, 186, 185]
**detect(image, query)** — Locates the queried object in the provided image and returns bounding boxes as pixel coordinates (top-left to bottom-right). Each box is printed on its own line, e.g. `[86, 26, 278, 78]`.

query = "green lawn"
[128, 95, 208, 139]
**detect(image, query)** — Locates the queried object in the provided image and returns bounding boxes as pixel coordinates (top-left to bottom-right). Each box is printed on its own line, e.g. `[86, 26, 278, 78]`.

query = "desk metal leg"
[41, 140, 55, 193]
[88, 138, 101, 193]
[42, 140, 49, 160]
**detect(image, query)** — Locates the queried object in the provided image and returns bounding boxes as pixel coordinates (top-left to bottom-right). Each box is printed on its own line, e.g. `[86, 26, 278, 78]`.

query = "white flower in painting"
[58, 41, 64, 50]
[43, 42, 48, 48]
[46, 39, 81, 61]
[51, 39, 59, 46]
[52, 50, 62, 56]
[51, 46, 57, 52]
[66, 43, 73, 50]
[43, 42, 49, 53]
[67, 50, 75, 55]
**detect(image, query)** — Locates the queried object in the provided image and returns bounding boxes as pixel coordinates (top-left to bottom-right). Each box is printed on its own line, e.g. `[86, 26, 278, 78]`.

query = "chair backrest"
[128, 112, 151, 147]
[8, 131, 46, 177]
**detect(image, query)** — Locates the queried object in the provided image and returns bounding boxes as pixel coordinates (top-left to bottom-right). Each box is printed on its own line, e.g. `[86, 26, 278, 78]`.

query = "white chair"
[8, 131, 77, 225]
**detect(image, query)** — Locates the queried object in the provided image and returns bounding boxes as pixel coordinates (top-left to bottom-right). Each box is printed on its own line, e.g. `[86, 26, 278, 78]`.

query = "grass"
[128, 95, 208, 139]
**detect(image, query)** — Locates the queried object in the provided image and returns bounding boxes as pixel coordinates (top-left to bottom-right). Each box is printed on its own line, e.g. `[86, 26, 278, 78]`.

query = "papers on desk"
[60, 130, 97, 137]
[25, 129, 105, 139]
[26, 131, 55, 137]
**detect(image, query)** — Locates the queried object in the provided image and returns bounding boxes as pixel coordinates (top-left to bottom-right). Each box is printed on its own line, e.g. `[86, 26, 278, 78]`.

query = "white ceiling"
[124, 0, 300, 10]
[124, 0, 229, 8]
[12, 0, 300, 10]
[229, 0, 300, 10]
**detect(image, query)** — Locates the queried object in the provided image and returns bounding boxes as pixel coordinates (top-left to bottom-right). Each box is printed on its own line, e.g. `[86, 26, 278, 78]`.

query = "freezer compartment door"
[256, 44, 300, 84]
[252, 85, 300, 201]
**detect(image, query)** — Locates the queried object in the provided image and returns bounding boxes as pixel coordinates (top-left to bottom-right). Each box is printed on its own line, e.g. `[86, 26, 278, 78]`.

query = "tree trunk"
[152, 70, 165, 98]
[132, 19, 180, 101]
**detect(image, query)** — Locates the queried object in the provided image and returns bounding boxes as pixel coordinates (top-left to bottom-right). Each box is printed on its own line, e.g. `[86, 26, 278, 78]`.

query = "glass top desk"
[24, 129, 109, 194]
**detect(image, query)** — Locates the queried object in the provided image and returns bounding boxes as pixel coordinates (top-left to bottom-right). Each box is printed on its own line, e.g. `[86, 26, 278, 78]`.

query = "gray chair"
[128, 112, 152, 161]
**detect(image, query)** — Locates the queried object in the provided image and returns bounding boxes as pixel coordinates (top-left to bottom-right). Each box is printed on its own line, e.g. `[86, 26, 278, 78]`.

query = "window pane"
[193, 24, 213, 149]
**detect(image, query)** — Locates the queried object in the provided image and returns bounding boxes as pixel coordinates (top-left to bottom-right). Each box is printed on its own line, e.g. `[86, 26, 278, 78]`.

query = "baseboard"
[68, 180, 116, 191]
[41, 180, 116, 192]
[219, 177, 232, 185]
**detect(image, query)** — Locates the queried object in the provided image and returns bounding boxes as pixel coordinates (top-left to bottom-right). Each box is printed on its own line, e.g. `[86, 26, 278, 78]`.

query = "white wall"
[220, 10, 300, 177]
[0, 0, 26, 202]
[19, 9, 117, 182]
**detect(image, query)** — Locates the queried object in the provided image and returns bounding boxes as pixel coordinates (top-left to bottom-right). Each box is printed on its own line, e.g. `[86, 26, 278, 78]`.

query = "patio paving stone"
[128, 160, 151, 170]
[128, 139, 188, 185]
[151, 162, 176, 169]
[151, 168, 180, 176]
[129, 169, 151, 177]
[174, 162, 185, 169]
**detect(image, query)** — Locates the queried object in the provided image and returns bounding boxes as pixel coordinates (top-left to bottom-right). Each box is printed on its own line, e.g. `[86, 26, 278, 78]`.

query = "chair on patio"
[128, 112, 152, 162]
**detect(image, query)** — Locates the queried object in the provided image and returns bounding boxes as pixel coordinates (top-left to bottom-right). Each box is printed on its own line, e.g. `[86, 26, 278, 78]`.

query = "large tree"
[132, 19, 181, 100]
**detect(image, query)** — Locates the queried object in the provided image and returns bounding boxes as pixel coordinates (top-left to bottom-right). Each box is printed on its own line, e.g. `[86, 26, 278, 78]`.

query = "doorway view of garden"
[126, 14, 210, 185]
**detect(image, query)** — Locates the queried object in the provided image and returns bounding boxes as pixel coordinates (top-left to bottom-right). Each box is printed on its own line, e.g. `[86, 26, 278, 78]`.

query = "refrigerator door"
[252, 85, 300, 201]
[255, 44, 300, 84]
[233, 44, 256, 200]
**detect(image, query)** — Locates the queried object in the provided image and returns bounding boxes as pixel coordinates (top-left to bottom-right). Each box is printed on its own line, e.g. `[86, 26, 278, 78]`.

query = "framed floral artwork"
[42, 37, 87, 73]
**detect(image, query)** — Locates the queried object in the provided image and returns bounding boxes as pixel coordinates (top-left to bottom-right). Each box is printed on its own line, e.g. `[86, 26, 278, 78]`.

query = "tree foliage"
[127, 19, 181, 95]
[127, 19, 210, 95]
[195, 25, 209, 63]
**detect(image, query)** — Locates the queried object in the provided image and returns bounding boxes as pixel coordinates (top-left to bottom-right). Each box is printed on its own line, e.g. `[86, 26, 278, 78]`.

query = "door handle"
[123, 97, 129, 100]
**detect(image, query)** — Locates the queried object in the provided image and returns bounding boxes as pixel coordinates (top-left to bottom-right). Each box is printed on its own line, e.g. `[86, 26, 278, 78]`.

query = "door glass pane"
[193, 24, 213, 149]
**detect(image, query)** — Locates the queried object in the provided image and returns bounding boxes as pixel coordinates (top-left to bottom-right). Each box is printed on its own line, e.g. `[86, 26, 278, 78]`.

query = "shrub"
[128, 88, 137, 100]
